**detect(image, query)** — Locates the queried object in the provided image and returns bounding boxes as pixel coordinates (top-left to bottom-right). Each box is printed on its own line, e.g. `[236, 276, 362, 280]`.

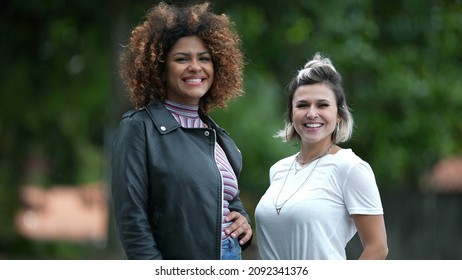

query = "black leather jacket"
[111, 100, 252, 259]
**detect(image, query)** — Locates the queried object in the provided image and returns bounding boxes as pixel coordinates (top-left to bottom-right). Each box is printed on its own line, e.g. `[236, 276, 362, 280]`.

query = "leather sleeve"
[111, 115, 163, 259]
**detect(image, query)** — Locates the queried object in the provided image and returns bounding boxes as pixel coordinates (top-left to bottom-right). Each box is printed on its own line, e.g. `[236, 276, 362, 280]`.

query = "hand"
[224, 211, 253, 245]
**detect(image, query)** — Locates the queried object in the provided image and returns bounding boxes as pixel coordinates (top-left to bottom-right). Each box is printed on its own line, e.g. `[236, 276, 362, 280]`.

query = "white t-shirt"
[255, 149, 383, 260]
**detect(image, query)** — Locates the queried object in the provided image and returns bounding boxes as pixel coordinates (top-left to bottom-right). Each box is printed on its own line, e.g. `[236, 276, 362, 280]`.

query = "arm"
[352, 214, 388, 260]
[226, 195, 253, 248]
[224, 211, 253, 246]
[344, 161, 388, 260]
[111, 116, 162, 259]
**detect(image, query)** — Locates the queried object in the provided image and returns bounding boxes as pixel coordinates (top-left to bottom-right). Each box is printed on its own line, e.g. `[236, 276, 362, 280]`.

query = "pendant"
[276, 207, 281, 215]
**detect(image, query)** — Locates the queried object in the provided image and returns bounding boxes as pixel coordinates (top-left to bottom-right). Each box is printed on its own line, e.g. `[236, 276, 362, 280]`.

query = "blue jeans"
[221, 237, 242, 260]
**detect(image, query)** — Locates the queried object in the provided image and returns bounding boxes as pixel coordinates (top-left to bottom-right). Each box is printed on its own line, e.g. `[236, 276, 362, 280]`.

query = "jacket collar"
[144, 100, 221, 135]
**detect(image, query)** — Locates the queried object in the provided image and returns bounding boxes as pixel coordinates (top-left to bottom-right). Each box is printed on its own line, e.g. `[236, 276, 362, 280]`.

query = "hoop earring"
[285, 124, 291, 143]
[332, 121, 340, 142]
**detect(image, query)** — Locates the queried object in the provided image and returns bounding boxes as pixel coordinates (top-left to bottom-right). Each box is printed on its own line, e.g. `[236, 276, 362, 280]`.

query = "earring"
[285, 124, 291, 142]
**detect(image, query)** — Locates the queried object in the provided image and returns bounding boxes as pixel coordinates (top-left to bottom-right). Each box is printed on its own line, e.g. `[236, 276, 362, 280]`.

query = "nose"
[187, 60, 202, 72]
[306, 107, 319, 119]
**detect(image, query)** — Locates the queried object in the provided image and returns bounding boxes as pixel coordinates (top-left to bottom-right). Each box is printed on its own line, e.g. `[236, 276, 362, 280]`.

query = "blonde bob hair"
[277, 53, 354, 144]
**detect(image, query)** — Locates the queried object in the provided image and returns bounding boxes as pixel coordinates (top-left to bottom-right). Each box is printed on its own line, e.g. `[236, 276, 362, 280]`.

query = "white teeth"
[185, 78, 202, 83]
[305, 123, 322, 128]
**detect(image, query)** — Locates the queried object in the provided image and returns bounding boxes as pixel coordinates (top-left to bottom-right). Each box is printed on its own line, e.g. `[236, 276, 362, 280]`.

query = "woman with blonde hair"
[255, 53, 388, 260]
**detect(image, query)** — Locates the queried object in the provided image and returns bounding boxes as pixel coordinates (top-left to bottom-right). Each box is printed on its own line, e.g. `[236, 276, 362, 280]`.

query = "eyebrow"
[295, 98, 330, 103]
[172, 51, 211, 56]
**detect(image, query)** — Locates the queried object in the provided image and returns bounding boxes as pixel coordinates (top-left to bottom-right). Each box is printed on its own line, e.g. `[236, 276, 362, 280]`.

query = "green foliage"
[0, 0, 113, 258]
[216, 0, 462, 194]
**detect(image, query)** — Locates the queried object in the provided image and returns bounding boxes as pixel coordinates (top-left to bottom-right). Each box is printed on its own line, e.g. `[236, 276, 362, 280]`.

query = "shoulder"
[271, 154, 296, 169]
[331, 148, 366, 167]
[120, 107, 150, 122]
[119, 101, 181, 134]
[113, 108, 150, 142]
[328, 149, 374, 176]
[113, 108, 152, 139]
[269, 154, 296, 177]
[120, 100, 172, 122]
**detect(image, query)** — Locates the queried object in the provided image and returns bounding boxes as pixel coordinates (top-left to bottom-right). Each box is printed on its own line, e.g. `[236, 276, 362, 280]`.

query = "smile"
[184, 78, 203, 84]
[304, 123, 323, 128]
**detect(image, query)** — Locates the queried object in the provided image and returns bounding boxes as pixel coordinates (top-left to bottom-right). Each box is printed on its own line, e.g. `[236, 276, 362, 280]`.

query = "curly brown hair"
[119, 1, 244, 114]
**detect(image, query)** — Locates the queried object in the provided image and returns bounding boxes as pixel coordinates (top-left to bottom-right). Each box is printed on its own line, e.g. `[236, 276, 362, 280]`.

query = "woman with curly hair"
[111, 2, 253, 260]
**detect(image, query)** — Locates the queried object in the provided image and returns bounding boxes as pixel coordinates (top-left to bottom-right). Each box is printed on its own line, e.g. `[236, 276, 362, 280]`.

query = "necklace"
[273, 144, 333, 215]
[294, 149, 330, 174]
[294, 154, 318, 174]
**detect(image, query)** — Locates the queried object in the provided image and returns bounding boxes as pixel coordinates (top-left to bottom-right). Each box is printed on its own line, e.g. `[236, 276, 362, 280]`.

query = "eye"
[199, 56, 212, 62]
[295, 103, 308, 108]
[175, 57, 189, 63]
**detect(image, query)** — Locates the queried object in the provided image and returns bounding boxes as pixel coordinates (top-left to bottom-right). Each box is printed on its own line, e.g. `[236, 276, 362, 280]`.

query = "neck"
[298, 143, 334, 165]
[164, 99, 200, 116]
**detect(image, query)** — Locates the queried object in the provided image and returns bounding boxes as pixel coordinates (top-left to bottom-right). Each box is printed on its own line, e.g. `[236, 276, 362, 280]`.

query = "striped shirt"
[164, 100, 238, 240]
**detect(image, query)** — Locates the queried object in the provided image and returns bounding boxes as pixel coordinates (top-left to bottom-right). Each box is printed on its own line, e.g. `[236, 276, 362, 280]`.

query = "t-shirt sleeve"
[343, 162, 384, 215]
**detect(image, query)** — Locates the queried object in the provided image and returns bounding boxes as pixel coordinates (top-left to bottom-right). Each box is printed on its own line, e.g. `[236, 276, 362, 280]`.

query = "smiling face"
[165, 36, 214, 105]
[292, 83, 339, 148]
